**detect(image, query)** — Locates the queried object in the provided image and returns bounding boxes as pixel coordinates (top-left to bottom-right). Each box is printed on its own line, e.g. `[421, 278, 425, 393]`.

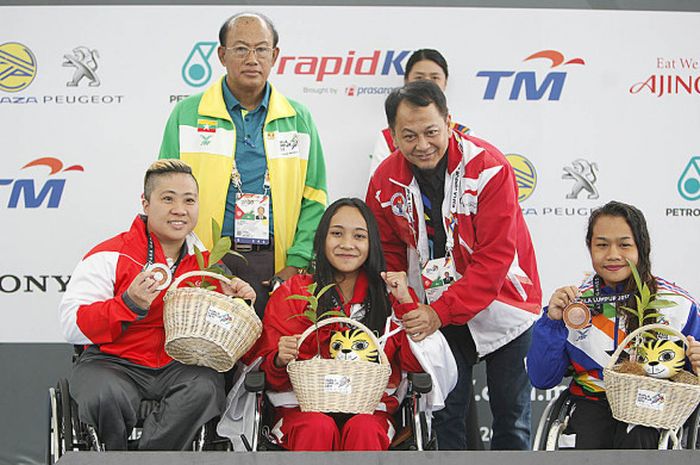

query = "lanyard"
[408, 157, 463, 268]
[329, 292, 369, 323]
[230, 113, 270, 194]
[582, 275, 633, 315]
[146, 232, 186, 276]
[231, 162, 270, 195]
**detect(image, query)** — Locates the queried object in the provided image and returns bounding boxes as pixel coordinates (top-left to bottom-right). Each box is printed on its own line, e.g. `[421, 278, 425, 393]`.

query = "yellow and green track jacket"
[159, 78, 327, 271]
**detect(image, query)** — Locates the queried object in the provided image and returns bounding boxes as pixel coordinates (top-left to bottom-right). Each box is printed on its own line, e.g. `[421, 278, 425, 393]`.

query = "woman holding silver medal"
[527, 200, 700, 449]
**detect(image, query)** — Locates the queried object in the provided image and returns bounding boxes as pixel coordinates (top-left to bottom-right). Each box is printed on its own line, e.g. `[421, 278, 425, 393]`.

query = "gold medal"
[562, 302, 591, 330]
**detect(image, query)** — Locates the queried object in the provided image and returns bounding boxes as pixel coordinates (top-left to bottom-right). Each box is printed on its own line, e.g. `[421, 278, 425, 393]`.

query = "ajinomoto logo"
[0, 42, 37, 92]
[505, 154, 537, 202]
[477, 50, 585, 101]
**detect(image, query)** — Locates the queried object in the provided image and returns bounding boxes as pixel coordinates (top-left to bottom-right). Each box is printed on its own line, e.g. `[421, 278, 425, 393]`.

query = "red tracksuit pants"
[271, 408, 395, 451]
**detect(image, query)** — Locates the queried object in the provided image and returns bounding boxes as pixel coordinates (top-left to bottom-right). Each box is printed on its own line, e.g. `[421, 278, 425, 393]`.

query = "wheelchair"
[533, 387, 700, 450]
[239, 371, 437, 451]
[46, 348, 230, 463]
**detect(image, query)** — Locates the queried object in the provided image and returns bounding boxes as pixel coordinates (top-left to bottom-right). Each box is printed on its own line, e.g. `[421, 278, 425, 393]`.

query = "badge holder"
[234, 193, 270, 246]
[421, 256, 458, 304]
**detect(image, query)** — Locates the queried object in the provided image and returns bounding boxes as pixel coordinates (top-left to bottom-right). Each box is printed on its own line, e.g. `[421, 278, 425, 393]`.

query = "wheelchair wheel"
[533, 389, 572, 451]
[58, 379, 74, 452]
[47, 387, 61, 464]
[685, 407, 699, 450]
[47, 379, 76, 463]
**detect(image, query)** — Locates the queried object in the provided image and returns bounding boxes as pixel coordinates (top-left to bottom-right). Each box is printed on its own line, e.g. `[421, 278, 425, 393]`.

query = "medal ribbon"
[579, 275, 633, 316]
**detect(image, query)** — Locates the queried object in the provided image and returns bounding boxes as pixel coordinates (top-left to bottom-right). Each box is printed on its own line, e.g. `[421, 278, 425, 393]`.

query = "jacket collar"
[130, 215, 206, 258]
[198, 76, 296, 124]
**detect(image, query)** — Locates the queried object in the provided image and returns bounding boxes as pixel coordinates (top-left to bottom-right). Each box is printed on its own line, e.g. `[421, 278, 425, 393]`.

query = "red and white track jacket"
[59, 216, 207, 368]
[366, 131, 542, 356]
[250, 272, 424, 414]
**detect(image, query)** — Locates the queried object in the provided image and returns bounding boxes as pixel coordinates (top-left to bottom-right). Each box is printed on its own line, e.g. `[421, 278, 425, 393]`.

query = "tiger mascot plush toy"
[329, 328, 379, 363]
[638, 338, 686, 379]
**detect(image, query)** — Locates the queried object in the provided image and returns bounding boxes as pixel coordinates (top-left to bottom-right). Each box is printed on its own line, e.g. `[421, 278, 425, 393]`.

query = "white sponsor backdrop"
[1, 6, 699, 344]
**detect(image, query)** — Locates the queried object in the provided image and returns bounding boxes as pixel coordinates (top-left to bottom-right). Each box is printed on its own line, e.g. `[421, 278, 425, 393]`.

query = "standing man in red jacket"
[59, 160, 255, 450]
[366, 80, 542, 450]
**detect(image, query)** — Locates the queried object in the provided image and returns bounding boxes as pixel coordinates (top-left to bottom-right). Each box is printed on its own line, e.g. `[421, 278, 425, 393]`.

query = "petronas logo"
[678, 157, 700, 201]
[182, 42, 217, 87]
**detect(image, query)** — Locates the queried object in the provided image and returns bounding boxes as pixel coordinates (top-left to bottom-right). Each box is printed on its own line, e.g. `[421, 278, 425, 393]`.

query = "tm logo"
[0, 157, 84, 208]
[477, 50, 585, 101]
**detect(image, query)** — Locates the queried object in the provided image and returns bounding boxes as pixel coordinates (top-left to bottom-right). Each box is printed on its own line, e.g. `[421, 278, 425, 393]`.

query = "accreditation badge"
[234, 193, 270, 245]
[421, 256, 457, 304]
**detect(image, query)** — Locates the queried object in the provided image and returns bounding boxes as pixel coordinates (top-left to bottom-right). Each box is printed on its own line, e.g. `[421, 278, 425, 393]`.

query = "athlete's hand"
[547, 286, 580, 321]
[275, 335, 301, 368]
[125, 270, 161, 309]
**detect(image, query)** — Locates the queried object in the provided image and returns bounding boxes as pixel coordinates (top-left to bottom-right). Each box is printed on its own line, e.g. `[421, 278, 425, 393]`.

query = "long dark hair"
[311, 198, 391, 334]
[585, 201, 656, 332]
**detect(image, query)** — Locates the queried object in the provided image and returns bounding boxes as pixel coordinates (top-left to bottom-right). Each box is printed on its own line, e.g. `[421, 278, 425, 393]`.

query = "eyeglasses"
[225, 46, 274, 60]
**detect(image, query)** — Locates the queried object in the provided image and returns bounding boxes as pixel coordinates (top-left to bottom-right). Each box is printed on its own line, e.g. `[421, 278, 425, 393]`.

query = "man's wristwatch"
[269, 275, 285, 291]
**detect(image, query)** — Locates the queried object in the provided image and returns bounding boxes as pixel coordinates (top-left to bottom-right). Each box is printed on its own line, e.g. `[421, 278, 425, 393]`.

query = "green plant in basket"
[616, 259, 680, 376]
[619, 259, 678, 340]
[286, 282, 346, 357]
[188, 218, 245, 290]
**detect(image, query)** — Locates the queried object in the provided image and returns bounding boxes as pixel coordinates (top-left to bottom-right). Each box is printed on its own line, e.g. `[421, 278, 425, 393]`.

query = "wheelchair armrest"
[244, 371, 266, 393]
[407, 372, 432, 394]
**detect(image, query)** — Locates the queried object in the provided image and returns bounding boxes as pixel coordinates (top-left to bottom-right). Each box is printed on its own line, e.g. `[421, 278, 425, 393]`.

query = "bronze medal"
[145, 263, 172, 291]
[563, 302, 591, 330]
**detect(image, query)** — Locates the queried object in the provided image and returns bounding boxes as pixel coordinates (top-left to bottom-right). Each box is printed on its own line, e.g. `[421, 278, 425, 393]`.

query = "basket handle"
[295, 316, 389, 365]
[605, 323, 688, 370]
[165, 270, 256, 306]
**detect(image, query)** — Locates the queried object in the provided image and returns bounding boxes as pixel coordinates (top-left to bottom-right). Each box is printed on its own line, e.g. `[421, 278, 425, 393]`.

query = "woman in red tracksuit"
[253, 197, 424, 450]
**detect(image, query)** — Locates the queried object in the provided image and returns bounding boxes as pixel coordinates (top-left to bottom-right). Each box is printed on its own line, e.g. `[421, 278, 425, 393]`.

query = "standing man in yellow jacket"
[160, 12, 327, 316]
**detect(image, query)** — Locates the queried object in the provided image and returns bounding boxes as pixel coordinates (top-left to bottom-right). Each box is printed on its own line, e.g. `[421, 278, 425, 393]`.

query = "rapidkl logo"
[477, 50, 585, 101]
[275, 50, 410, 82]
[0, 157, 84, 208]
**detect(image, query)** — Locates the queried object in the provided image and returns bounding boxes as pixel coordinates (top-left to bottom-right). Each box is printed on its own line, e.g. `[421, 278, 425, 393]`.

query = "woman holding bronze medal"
[527, 201, 700, 449]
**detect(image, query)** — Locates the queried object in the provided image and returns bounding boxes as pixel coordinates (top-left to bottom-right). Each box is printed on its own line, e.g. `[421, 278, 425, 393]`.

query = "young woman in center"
[253, 197, 425, 450]
[527, 200, 700, 449]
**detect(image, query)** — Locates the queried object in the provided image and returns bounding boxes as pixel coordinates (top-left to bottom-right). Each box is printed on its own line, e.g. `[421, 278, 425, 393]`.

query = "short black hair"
[405, 48, 449, 80]
[385, 80, 449, 129]
[219, 12, 279, 48]
[143, 160, 198, 200]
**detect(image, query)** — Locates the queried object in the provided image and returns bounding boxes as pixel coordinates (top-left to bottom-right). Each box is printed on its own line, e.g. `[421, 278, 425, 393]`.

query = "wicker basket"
[287, 317, 391, 414]
[163, 270, 262, 373]
[603, 323, 700, 430]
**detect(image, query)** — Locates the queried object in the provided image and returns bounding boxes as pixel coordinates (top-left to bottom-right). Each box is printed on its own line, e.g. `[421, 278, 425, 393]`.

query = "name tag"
[324, 375, 352, 394]
[234, 193, 270, 245]
[206, 305, 233, 331]
[422, 256, 457, 304]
